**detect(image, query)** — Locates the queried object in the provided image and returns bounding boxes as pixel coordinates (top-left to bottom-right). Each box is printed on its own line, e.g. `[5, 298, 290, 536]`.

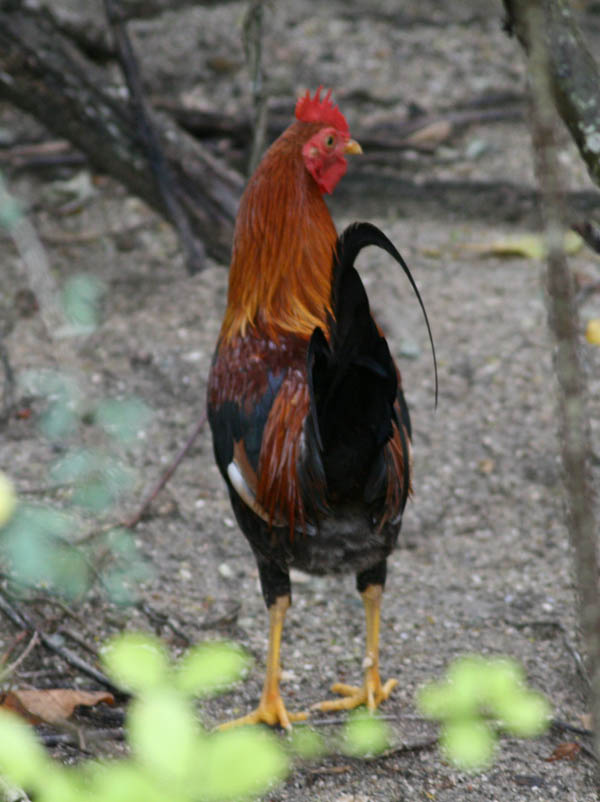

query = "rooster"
[207, 88, 435, 729]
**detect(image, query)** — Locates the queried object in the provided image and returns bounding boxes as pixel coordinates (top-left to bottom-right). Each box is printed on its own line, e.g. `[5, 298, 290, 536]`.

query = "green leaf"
[418, 680, 454, 720]
[20, 368, 79, 401]
[175, 642, 250, 697]
[0, 192, 22, 228]
[84, 760, 177, 802]
[39, 400, 78, 440]
[288, 726, 326, 759]
[418, 656, 484, 721]
[0, 504, 86, 595]
[441, 719, 496, 771]
[48, 547, 90, 599]
[497, 690, 550, 737]
[342, 709, 390, 757]
[102, 633, 170, 692]
[50, 449, 97, 484]
[72, 478, 114, 513]
[43, 766, 93, 802]
[102, 560, 152, 605]
[94, 397, 153, 443]
[199, 727, 288, 800]
[62, 274, 105, 331]
[0, 711, 50, 789]
[483, 657, 523, 711]
[128, 689, 199, 784]
[53, 452, 136, 512]
[448, 655, 487, 697]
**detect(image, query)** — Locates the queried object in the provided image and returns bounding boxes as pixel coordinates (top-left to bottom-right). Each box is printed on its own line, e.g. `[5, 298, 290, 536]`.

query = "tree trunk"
[504, 0, 600, 190]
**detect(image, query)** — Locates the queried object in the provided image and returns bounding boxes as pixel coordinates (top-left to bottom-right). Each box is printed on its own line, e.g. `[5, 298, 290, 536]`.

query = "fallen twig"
[0, 590, 126, 698]
[298, 713, 398, 728]
[562, 631, 592, 693]
[0, 342, 16, 423]
[137, 601, 191, 645]
[551, 718, 594, 738]
[123, 411, 207, 530]
[38, 726, 125, 749]
[56, 627, 100, 658]
[0, 631, 40, 683]
[374, 734, 439, 760]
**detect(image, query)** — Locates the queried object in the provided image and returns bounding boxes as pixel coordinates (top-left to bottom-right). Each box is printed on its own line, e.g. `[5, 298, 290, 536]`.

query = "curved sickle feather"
[335, 222, 439, 407]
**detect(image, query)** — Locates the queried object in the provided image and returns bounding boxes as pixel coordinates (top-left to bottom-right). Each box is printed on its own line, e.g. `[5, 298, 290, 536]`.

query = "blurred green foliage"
[0, 633, 290, 802]
[0, 264, 153, 602]
[418, 655, 551, 770]
[61, 274, 105, 333]
[341, 708, 390, 757]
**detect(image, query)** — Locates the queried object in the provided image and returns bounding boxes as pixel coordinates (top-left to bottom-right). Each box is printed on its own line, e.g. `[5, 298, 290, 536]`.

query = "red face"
[302, 126, 354, 195]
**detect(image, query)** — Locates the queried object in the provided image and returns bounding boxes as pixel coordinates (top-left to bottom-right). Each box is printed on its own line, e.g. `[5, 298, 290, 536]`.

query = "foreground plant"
[0, 633, 289, 802]
[418, 655, 551, 770]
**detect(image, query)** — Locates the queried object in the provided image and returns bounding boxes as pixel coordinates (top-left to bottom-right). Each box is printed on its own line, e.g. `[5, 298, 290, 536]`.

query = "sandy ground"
[2, 1, 600, 800]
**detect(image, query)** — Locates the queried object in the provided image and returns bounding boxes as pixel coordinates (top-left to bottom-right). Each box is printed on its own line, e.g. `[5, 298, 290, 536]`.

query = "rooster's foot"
[312, 673, 398, 713]
[218, 695, 308, 731]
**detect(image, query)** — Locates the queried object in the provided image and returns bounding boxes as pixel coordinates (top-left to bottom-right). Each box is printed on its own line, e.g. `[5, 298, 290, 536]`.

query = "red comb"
[295, 86, 349, 133]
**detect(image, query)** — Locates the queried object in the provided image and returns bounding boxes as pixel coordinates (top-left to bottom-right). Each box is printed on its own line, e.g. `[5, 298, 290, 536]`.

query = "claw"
[312, 672, 397, 713]
[219, 697, 308, 731]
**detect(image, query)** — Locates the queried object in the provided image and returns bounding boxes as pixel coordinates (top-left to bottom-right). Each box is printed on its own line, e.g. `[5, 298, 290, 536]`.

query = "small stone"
[218, 562, 234, 579]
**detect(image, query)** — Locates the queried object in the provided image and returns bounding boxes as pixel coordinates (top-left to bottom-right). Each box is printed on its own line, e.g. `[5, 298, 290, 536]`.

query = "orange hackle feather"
[220, 119, 339, 344]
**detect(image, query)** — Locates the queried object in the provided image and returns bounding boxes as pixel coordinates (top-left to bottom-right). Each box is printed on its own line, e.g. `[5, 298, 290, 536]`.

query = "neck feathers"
[220, 124, 337, 342]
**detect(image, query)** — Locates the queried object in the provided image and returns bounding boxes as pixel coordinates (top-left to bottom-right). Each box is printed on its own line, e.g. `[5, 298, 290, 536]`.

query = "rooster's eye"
[325, 134, 335, 148]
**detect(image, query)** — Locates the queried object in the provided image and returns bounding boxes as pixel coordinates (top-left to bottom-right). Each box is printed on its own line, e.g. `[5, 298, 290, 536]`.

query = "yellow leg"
[313, 584, 398, 713]
[219, 594, 308, 731]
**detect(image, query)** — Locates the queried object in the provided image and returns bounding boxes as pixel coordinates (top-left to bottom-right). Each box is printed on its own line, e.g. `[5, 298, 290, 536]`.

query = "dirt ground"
[2, 1, 600, 800]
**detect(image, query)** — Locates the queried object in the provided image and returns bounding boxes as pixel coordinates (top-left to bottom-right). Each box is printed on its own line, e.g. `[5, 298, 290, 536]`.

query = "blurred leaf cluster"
[418, 655, 551, 770]
[0, 633, 289, 802]
[0, 248, 152, 603]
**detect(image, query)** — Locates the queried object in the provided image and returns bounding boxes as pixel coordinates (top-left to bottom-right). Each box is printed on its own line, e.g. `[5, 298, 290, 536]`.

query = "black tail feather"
[304, 222, 434, 511]
[305, 226, 401, 502]
[333, 222, 438, 407]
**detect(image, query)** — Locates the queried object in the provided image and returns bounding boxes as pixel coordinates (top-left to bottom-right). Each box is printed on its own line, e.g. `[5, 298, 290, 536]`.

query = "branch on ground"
[0, 6, 243, 266]
[103, 0, 206, 273]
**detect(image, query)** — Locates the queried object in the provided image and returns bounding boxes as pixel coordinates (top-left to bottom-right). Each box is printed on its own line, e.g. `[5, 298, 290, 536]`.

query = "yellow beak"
[344, 138, 363, 155]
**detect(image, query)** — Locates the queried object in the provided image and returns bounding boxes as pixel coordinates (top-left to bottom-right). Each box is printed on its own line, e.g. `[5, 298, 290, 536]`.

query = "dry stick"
[0, 631, 40, 683]
[0, 591, 127, 698]
[102, 0, 205, 275]
[123, 410, 207, 530]
[75, 411, 207, 544]
[0, 342, 15, 422]
[38, 727, 125, 749]
[243, 0, 269, 175]
[523, 0, 600, 775]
